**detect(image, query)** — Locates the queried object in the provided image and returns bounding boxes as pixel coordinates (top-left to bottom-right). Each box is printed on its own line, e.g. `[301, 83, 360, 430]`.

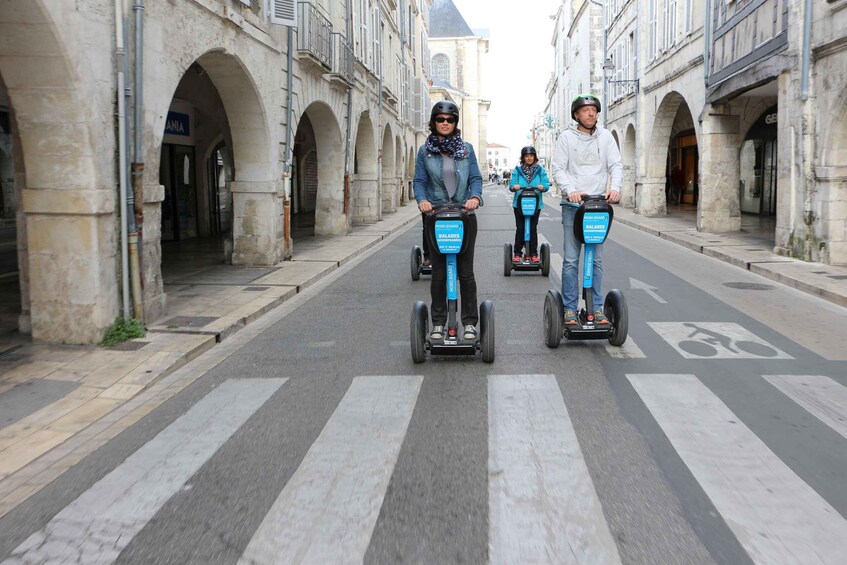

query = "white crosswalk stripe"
[4, 378, 286, 565]
[627, 373, 847, 564]
[238, 375, 422, 565]
[488, 374, 622, 564]
[764, 375, 847, 440]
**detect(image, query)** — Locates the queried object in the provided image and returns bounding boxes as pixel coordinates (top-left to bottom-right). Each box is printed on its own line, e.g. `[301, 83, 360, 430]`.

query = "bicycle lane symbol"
[647, 322, 793, 359]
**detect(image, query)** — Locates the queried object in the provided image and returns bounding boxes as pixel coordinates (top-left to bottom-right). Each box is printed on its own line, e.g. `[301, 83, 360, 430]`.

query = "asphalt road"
[1, 184, 845, 564]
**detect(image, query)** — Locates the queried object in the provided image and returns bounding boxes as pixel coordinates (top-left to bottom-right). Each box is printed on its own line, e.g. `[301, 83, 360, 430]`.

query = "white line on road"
[488, 374, 622, 564]
[627, 373, 847, 564]
[6, 378, 287, 565]
[764, 375, 847, 440]
[309, 341, 336, 348]
[238, 375, 422, 565]
[605, 338, 646, 359]
[629, 277, 667, 304]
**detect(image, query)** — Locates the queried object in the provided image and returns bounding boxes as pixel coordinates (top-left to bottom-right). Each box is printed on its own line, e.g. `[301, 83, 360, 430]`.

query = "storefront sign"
[165, 112, 190, 136]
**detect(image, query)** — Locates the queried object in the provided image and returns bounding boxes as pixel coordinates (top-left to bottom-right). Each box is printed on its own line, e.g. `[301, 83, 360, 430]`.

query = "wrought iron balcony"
[329, 33, 354, 86]
[297, 2, 332, 71]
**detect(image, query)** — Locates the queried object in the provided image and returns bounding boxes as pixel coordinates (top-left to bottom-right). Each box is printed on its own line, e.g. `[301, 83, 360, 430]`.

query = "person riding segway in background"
[510, 146, 550, 264]
[552, 94, 622, 327]
[413, 100, 484, 341]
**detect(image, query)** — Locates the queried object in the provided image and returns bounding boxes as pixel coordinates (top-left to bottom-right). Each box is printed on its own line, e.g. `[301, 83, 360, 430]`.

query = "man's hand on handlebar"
[567, 191, 586, 204]
[418, 200, 433, 213]
[605, 190, 621, 204]
[464, 196, 480, 211]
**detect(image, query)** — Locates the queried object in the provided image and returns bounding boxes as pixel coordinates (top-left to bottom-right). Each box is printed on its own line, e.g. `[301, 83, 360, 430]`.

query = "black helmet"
[571, 94, 601, 119]
[430, 100, 459, 120]
[520, 146, 537, 161]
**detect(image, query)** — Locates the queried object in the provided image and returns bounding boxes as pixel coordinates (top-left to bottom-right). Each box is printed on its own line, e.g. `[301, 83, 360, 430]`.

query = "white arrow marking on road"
[629, 278, 667, 304]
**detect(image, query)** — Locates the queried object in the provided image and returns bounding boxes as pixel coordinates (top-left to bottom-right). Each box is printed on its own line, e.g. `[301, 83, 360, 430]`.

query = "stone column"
[698, 105, 741, 231]
[381, 175, 397, 213]
[352, 173, 379, 223]
[231, 180, 284, 265]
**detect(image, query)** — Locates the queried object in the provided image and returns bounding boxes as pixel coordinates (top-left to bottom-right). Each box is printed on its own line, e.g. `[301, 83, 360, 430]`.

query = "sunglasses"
[434, 116, 457, 124]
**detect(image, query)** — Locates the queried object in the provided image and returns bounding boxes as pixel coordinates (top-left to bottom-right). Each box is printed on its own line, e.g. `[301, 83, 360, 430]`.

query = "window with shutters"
[372, 5, 382, 76]
[270, 0, 296, 26]
[649, 0, 658, 59]
[668, 0, 678, 48]
[684, 0, 692, 34]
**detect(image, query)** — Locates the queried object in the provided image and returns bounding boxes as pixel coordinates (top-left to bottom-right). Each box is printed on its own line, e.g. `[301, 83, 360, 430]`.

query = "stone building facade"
[588, 0, 846, 265]
[426, 0, 490, 172]
[0, 0, 432, 344]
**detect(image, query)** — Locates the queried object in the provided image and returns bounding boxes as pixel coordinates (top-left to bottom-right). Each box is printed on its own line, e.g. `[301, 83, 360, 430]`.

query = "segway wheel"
[540, 243, 551, 277]
[410, 301, 428, 363]
[479, 300, 495, 363]
[411, 246, 422, 281]
[503, 243, 513, 277]
[543, 290, 564, 348]
[604, 289, 629, 346]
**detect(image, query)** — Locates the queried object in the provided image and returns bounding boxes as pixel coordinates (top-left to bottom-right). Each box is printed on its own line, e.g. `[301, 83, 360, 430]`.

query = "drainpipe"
[704, 0, 711, 88]
[633, 0, 640, 211]
[343, 0, 354, 218]
[283, 27, 295, 258]
[587, 0, 606, 127]
[129, 0, 144, 322]
[800, 0, 812, 101]
[115, 0, 130, 319]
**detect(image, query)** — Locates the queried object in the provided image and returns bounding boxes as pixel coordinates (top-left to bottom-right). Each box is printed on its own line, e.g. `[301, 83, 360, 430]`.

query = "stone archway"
[643, 92, 699, 218]
[0, 0, 115, 343]
[622, 124, 636, 208]
[816, 87, 847, 263]
[381, 125, 396, 213]
[296, 101, 345, 235]
[352, 111, 378, 223]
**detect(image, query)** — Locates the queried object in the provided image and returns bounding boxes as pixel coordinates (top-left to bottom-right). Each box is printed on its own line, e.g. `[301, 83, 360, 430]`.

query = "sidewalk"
[0, 203, 420, 519]
[541, 190, 847, 308]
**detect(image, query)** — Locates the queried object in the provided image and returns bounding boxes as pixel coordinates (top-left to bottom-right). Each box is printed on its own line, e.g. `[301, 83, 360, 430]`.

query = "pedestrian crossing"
[3, 373, 846, 564]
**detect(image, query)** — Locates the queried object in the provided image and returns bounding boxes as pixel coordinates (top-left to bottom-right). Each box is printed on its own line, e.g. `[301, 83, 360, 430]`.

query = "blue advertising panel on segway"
[434, 220, 464, 255]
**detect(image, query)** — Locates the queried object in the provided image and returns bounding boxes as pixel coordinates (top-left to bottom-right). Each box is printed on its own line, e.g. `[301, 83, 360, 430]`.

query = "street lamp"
[603, 57, 640, 93]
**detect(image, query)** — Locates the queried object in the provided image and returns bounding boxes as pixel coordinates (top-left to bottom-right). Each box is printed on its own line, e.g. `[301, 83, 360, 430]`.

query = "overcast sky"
[450, 0, 562, 154]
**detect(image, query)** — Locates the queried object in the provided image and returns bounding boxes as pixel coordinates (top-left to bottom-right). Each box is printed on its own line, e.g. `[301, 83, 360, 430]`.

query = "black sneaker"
[463, 324, 478, 340]
[430, 325, 445, 340]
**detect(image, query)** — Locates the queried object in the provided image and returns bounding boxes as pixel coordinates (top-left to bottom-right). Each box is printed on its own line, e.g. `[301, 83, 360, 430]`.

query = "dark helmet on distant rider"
[520, 146, 537, 158]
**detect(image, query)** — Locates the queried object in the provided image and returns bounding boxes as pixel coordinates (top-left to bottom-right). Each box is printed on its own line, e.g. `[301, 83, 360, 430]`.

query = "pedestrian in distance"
[502, 168, 512, 187]
[552, 93, 623, 326]
[413, 100, 484, 341]
[509, 145, 550, 263]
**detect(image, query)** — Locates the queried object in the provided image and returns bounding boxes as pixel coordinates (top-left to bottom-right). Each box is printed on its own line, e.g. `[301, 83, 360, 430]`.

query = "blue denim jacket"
[413, 142, 484, 206]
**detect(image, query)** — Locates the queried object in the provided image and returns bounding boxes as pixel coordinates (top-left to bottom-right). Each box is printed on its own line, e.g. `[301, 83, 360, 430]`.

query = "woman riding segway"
[410, 101, 493, 362]
[508, 145, 550, 267]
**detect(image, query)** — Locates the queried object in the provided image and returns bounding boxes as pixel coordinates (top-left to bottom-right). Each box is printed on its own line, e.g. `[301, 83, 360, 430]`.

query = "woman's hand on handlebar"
[510, 184, 519, 192]
[464, 196, 480, 211]
[419, 200, 433, 213]
[567, 191, 586, 204]
[605, 190, 621, 204]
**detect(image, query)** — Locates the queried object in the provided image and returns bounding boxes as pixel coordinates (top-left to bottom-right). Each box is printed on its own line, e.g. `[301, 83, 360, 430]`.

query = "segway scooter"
[410, 244, 431, 281]
[504, 188, 550, 277]
[411, 205, 495, 363]
[544, 195, 628, 347]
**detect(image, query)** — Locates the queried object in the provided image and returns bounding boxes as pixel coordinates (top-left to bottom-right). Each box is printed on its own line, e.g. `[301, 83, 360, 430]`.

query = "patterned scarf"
[521, 161, 539, 183]
[425, 132, 468, 159]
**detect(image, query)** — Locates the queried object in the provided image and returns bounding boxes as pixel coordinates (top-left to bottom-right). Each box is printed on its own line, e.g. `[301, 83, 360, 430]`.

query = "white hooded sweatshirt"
[552, 124, 622, 197]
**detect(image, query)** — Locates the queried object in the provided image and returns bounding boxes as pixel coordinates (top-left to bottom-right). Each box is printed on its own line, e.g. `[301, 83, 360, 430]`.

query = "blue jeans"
[562, 206, 604, 313]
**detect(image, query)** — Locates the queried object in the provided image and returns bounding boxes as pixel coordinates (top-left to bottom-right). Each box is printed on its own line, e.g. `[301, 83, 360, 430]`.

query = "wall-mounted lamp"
[603, 58, 639, 92]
